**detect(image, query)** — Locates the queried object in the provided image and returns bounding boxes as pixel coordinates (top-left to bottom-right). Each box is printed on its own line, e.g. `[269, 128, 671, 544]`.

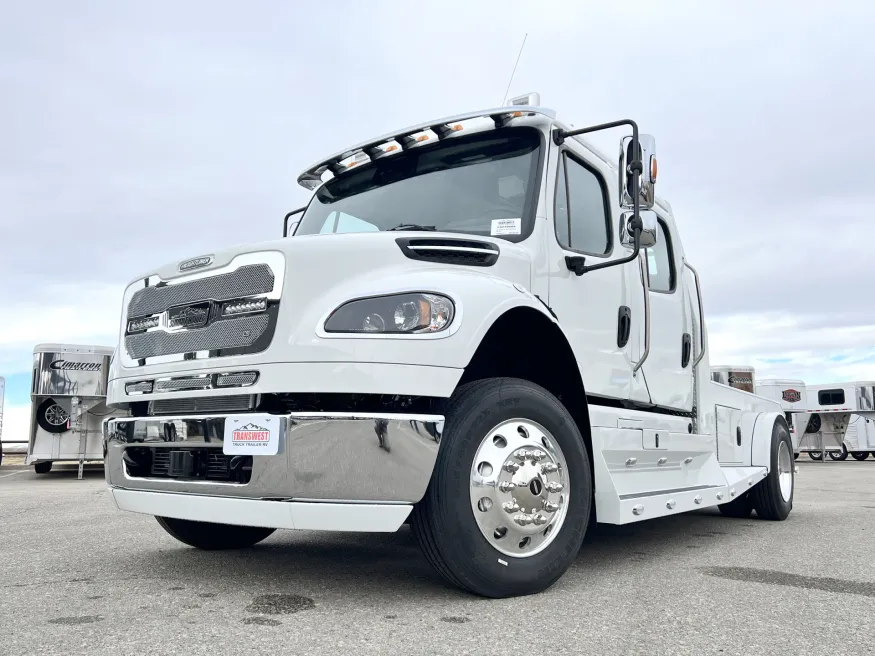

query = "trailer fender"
[750, 411, 785, 469]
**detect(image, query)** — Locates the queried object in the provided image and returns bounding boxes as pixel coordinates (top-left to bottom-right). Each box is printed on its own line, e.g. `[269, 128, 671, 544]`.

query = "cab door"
[545, 142, 641, 402]
[638, 216, 694, 411]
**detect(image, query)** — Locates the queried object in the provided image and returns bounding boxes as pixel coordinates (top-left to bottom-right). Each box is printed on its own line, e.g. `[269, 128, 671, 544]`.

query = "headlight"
[324, 293, 455, 334]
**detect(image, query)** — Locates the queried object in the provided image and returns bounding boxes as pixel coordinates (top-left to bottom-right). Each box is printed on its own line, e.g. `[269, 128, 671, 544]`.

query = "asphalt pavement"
[1, 457, 873, 656]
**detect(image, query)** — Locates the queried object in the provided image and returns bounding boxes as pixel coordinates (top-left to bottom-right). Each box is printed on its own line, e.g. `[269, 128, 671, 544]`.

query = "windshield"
[295, 127, 542, 242]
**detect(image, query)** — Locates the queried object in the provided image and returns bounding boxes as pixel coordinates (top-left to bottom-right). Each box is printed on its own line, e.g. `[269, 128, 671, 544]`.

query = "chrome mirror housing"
[620, 210, 658, 250]
[619, 134, 657, 210]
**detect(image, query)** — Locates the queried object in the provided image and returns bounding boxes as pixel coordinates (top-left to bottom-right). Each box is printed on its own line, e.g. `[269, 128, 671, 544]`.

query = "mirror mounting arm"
[283, 207, 306, 238]
[554, 119, 643, 275]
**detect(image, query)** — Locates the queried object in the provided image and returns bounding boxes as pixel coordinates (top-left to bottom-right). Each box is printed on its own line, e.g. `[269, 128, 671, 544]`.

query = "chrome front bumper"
[103, 412, 443, 503]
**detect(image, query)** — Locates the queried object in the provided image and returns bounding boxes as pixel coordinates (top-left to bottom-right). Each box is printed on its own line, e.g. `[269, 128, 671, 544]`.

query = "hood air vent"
[395, 237, 500, 267]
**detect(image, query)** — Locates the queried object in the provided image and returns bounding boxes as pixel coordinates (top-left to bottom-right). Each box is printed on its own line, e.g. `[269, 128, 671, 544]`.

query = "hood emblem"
[167, 304, 210, 330]
[179, 255, 214, 272]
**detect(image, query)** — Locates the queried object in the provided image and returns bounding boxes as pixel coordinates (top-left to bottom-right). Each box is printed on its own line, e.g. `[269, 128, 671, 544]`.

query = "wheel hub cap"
[470, 419, 569, 557]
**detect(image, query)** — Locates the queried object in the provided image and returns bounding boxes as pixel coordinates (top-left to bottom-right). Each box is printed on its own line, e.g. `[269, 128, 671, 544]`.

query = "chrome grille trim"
[128, 264, 275, 318]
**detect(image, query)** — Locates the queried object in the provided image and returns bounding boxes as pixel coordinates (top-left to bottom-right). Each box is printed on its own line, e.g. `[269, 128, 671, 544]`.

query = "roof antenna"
[501, 33, 528, 106]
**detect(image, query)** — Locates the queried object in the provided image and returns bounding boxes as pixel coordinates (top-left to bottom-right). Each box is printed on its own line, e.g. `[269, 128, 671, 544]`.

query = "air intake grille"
[149, 394, 254, 415]
[125, 313, 270, 360]
[396, 237, 500, 267]
[128, 264, 274, 318]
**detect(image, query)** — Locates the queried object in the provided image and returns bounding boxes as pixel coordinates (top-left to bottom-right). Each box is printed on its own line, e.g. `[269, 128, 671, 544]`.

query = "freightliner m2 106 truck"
[103, 94, 794, 598]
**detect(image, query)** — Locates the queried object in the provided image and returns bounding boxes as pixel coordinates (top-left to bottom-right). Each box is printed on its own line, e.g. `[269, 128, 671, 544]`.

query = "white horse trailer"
[755, 379, 807, 458]
[797, 382, 875, 461]
[710, 366, 756, 394]
[26, 344, 126, 478]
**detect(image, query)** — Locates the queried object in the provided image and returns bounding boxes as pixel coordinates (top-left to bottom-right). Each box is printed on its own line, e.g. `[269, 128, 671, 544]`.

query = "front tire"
[751, 420, 794, 520]
[411, 378, 592, 598]
[156, 517, 276, 550]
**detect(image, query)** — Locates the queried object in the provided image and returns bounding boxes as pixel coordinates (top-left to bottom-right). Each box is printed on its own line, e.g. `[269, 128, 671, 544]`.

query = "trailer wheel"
[36, 399, 71, 434]
[718, 492, 753, 518]
[750, 420, 794, 521]
[155, 517, 276, 550]
[410, 377, 592, 598]
[850, 451, 869, 461]
[828, 444, 848, 461]
[34, 461, 53, 474]
[808, 451, 823, 461]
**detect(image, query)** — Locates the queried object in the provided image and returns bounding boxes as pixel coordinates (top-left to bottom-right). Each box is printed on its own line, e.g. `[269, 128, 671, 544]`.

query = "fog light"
[222, 298, 267, 316]
[125, 380, 153, 394]
[127, 316, 159, 333]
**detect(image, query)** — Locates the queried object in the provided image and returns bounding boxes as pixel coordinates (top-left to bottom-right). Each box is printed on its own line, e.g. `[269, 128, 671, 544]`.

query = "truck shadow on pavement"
[129, 508, 746, 600]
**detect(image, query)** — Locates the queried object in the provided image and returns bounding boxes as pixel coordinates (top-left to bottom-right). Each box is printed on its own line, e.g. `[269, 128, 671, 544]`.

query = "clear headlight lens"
[324, 293, 455, 334]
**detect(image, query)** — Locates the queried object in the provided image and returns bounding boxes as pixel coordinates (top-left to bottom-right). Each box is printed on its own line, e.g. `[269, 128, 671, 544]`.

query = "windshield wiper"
[387, 224, 437, 232]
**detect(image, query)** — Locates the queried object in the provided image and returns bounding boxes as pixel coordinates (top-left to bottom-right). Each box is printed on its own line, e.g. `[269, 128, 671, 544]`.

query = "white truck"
[796, 382, 875, 461]
[102, 94, 795, 598]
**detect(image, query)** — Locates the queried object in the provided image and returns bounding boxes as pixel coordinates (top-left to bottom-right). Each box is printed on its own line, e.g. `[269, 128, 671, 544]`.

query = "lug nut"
[502, 501, 520, 514]
[541, 462, 558, 474]
[498, 481, 516, 493]
[533, 514, 549, 526]
[543, 501, 560, 513]
[545, 481, 564, 493]
[503, 462, 520, 473]
[513, 513, 534, 526]
[530, 449, 546, 461]
[514, 450, 530, 461]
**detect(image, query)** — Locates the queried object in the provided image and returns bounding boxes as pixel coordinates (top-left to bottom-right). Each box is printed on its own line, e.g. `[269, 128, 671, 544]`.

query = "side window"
[818, 389, 845, 406]
[554, 153, 610, 255]
[645, 220, 675, 293]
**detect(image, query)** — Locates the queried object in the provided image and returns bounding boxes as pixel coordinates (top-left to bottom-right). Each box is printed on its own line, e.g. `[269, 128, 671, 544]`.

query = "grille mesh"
[125, 314, 269, 360]
[149, 395, 253, 415]
[128, 264, 274, 317]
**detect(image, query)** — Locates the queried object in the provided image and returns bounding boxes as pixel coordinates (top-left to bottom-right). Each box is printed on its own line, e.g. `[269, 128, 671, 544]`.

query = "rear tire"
[751, 420, 794, 521]
[828, 444, 848, 461]
[851, 451, 869, 461]
[718, 492, 754, 518]
[411, 377, 592, 598]
[156, 517, 276, 550]
[34, 461, 53, 474]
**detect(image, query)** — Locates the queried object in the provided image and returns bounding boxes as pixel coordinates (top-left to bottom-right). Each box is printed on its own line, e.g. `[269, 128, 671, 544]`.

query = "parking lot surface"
[1, 458, 873, 656]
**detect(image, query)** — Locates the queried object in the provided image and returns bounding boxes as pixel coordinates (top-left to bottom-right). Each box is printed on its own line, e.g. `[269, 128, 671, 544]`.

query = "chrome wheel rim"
[45, 404, 69, 426]
[778, 440, 793, 502]
[469, 419, 569, 558]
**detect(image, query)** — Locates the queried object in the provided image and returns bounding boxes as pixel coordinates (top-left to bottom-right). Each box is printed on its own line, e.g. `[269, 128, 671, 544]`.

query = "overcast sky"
[2, 0, 873, 439]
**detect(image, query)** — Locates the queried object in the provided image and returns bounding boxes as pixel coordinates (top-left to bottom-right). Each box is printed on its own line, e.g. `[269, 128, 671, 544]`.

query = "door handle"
[617, 306, 631, 348]
[681, 333, 692, 368]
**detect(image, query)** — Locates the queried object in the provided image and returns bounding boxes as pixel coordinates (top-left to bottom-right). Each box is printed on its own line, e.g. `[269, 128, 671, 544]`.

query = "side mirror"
[283, 207, 305, 237]
[619, 134, 657, 210]
[620, 210, 658, 250]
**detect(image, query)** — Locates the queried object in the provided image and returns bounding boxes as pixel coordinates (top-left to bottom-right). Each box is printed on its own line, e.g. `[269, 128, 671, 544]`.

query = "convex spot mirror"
[283, 207, 305, 237]
[619, 134, 657, 210]
[620, 210, 658, 250]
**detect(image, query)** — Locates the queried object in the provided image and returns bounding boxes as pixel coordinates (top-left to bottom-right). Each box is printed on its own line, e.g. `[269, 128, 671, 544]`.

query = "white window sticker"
[223, 414, 281, 456]
[491, 218, 521, 236]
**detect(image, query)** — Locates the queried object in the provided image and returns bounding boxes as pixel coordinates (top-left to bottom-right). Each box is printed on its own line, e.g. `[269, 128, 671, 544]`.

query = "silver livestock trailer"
[796, 381, 875, 461]
[26, 344, 125, 478]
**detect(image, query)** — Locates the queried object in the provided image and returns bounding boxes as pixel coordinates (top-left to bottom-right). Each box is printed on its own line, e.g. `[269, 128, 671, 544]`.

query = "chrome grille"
[125, 313, 270, 360]
[128, 264, 274, 318]
[149, 395, 254, 415]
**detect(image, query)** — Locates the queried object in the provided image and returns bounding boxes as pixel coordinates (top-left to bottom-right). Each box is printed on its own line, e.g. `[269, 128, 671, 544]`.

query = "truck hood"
[117, 231, 534, 373]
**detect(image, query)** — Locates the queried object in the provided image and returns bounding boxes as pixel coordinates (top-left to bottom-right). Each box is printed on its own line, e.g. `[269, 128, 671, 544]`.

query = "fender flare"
[750, 411, 786, 469]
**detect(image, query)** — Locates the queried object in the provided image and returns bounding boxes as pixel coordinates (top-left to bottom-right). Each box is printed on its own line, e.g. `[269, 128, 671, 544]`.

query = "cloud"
[1, 1, 873, 392]
[1, 404, 31, 446]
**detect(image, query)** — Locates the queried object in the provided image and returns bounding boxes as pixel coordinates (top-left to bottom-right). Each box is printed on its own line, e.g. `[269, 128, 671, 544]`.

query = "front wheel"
[156, 517, 276, 550]
[411, 377, 592, 598]
[828, 444, 848, 461]
[851, 451, 869, 461]
[751, 420, 794, 520]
